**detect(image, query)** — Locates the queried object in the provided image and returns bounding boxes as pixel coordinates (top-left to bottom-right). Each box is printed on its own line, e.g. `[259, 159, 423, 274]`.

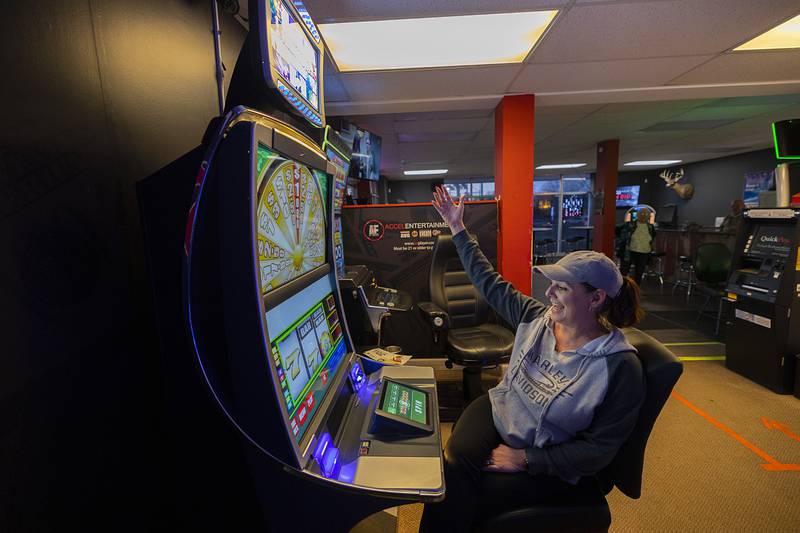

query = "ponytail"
[585, 277, 645, 329]
[605, 277, 644, 328]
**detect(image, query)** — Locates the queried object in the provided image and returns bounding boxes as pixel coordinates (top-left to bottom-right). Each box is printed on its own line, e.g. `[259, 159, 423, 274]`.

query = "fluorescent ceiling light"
[536, 163, 587, 169]
[404, 169, 448, 176]
[624, 160, 682, 166]
[319, 10, 558, 72]
[734, 14, 800, 51]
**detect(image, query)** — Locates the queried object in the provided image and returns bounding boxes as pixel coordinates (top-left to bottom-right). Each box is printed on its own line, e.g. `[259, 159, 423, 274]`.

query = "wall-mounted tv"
[254, 0, 324, 127]
[616, 185, 640, 208]
[349, 128, 382, 182]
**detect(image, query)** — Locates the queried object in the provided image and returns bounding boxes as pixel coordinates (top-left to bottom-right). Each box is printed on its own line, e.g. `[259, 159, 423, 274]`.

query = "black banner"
[341, 201, 498, 302]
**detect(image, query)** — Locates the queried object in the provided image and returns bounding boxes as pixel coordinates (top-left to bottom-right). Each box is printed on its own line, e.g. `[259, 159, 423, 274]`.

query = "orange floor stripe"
[761, 417, 800, 444]
[671, 391, 800, 472]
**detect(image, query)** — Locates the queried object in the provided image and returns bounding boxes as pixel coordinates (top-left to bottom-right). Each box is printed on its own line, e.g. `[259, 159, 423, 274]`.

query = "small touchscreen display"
[380, 380, 427, 425]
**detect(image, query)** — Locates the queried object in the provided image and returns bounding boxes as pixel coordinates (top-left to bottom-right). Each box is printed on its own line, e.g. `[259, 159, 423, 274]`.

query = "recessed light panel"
[735, 14, 800, 51]
[319, 11, 558, 72]
[536, 163, 587, 169]
[404, 169, 449, 176]
[624, 160, 682, 167]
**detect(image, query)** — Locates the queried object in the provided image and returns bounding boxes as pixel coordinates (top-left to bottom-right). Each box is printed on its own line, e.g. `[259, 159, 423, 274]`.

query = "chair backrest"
[596, 328, 683, 499]
[694, 242, 731, 284]
[429, 234, 489, 329]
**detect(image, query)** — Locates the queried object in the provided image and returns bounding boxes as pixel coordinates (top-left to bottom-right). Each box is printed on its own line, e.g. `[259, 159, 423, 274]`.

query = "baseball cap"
[534, 251, 623, 297]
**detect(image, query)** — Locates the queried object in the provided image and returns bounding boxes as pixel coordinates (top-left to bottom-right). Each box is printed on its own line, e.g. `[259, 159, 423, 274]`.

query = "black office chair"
[474, 327, 683, 533]
[693, 243, 732, 335]
[419, 234, 515, 401]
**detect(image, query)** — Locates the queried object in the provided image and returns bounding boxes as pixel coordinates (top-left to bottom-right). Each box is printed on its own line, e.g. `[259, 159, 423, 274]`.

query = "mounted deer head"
[659, 167, 694, 200]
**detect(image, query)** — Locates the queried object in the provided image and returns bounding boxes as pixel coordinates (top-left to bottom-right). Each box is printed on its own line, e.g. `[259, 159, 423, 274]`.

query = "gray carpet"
[608, 360, 800, 532]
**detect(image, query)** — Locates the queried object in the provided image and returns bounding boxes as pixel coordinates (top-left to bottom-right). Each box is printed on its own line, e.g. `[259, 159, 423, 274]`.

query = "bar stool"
[642, 251, 665, 292]
[534, 238, 557, 265]
[672, 255, 696, 300]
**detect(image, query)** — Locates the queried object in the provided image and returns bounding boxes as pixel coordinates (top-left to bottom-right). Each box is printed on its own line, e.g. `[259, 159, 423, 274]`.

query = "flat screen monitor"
[616, 185, 640, 207]
[349, 128, 382, 182]
[265, 274, 348, 444]
[772, 119, 800, 160]
[746, 224, 793, 258]
[655, 204, 677, 226]
[257, 0, 324, 126]
[255, 143, 327, 293]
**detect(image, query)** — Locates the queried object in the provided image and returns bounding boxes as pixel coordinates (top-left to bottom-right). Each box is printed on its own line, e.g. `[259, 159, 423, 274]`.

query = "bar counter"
[653, 227, 737, 280]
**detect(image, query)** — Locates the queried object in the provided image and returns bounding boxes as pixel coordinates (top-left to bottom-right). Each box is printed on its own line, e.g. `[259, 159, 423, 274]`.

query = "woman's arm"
[432, 186, 546, 328]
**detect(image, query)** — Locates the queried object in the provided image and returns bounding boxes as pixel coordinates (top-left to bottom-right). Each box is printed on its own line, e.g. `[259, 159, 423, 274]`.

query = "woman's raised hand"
[432, 185, 466, 235]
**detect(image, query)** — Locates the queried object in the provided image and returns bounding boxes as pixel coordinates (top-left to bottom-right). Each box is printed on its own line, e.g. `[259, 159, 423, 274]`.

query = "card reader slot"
[741, 284, 769, 293]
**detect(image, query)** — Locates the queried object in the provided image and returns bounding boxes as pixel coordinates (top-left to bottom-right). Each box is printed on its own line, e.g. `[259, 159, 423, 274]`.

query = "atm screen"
[748, 225, 793, 258]
[265, 275, 347, 443]
[379, 380, 428, 425]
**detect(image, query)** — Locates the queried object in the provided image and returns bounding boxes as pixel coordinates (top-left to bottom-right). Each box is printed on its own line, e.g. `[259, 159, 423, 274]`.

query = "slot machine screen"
[325, 147, 349, 214]
[269, 0, 320, 112]
[255, 144, 327, 293]
[265, 274, 347, 443]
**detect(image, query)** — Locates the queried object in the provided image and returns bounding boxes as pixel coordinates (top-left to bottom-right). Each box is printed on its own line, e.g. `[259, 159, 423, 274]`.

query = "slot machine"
[183, 1, 444, 529]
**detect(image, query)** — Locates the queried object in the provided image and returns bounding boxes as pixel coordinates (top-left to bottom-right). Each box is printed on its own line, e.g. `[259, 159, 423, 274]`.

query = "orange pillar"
[593, 139, 619, 257]
[495, 95, 535, 296]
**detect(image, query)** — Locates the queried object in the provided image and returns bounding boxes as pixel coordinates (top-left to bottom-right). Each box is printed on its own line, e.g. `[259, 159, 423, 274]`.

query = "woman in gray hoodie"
[421, 186, 646, 532]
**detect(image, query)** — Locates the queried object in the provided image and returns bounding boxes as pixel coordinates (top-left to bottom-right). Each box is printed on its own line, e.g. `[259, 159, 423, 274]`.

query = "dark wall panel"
[618, 148, 780, 226]
[0, 0, 248, 529]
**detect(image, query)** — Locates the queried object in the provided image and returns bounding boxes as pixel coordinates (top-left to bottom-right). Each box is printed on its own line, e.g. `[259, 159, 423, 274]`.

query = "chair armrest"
[417, 301, 450, 330]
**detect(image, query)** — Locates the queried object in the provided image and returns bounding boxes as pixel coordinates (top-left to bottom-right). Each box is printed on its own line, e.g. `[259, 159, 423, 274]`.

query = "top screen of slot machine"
[269, 0, 320, 112]
[255, 144, 327, 293]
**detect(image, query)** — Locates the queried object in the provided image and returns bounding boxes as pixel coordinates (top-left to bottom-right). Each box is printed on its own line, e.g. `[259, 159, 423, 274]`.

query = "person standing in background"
[618, 208, 655, 287]
[720, 199, 745, 235]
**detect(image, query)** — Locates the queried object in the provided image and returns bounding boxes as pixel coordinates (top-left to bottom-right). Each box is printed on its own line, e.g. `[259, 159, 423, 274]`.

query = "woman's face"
[545, 280, 603, 326]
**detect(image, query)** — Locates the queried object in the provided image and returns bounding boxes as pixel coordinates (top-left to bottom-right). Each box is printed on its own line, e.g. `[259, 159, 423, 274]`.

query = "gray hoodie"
[452, 231, 645, 483]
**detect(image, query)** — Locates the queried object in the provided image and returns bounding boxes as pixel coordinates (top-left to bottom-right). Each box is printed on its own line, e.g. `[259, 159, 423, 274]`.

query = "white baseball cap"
[534, 251, 623, 297]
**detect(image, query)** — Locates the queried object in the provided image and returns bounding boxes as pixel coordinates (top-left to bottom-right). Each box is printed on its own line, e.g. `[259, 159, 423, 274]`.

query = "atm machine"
[725, 207, 800, 393]
[183, 1, 443, 530]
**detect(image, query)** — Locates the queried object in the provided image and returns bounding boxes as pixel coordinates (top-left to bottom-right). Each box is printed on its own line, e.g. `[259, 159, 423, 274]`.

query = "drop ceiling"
[303, 1, 800, 178]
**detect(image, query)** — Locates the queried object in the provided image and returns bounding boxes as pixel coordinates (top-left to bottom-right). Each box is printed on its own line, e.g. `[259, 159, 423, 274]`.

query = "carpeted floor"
[354, 284, 800, 533]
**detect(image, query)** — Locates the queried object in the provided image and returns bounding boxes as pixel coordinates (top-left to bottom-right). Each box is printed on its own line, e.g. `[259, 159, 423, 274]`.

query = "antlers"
[659, 168, 685, 187]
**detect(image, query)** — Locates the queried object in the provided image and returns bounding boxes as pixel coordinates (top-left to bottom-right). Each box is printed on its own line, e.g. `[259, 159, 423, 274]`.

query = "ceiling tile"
[669, 50, 800, 85]
[511, 55, 714, 93]
[531, 0, 800, 62]
[394, 117, 488, 134]
[398, 131, 476, 142]
[339, 65, 521, 100]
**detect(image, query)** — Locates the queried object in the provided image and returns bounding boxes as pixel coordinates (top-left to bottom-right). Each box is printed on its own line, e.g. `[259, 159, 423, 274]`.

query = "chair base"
[474, 477, 611, 533]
